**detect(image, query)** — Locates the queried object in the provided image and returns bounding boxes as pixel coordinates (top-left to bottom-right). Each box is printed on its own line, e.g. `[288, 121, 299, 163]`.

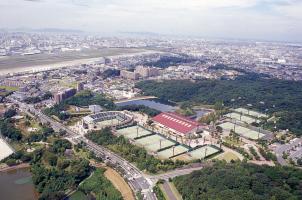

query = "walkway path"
[162, 182, 178, 200]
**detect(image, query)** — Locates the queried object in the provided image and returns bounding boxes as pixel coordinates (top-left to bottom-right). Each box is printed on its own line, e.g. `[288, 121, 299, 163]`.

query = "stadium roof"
[152, 112, 200, 134]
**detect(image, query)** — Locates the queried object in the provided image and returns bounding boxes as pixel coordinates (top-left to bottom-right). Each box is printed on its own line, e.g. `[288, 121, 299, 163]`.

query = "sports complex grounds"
[219, 122, 265, 140]
[116, 125, 222, 161]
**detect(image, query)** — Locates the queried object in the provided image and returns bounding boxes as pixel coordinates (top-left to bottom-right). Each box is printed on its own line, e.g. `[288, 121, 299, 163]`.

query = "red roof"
[152, 112, 200, 134]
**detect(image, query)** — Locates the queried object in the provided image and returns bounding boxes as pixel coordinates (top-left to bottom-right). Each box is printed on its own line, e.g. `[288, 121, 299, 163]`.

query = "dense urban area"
[0, 31, 302, 200]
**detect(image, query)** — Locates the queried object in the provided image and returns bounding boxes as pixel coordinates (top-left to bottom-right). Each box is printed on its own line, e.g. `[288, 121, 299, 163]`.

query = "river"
[0, 168, 38, 200]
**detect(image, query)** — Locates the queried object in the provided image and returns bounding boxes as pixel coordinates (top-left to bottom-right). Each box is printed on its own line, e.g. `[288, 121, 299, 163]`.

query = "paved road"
[162, 182, 178, 200]
[7, 97, 156, 200]
[147, 166, 203, 182]
[8, 97, 208, 200]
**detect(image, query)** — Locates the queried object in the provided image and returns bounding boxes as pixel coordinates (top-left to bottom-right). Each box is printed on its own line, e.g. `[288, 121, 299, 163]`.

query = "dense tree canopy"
[65, 90, 116, 109]
[101, 68, 120, 79]
[30, 139, 91, 200]
[0, 119, 22, 141]
[117, 104, 160, 117]
[142, 55, 200, 69]
[44, 90, 116, 119]
[3, 108, 17, 118]
[174, 161, 302, 200]
[136, 76, 302, 135]
[79, 168, 122, 200]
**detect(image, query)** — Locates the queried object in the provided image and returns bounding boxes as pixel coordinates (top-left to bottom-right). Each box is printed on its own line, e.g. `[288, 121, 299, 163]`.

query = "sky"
[0, 0, 302, 42]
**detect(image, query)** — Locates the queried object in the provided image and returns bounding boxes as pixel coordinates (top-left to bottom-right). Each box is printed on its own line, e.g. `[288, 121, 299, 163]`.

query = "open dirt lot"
[104, 168, 135, 200]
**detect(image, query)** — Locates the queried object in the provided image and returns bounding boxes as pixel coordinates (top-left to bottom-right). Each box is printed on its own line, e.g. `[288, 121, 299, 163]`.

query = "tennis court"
[219, 122, 265, 140]
[116, 126, 152, 140]
[134, 134, 176, 152]
[157, 145, 189, 159]
[234, 108, 268, 118]
[188, 146, 220, 160]
[225, 112, 260, 124]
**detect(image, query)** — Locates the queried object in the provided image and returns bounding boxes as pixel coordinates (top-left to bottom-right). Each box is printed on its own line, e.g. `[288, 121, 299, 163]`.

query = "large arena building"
[82, 111, 133, 132]
[152, 112, 203, 138]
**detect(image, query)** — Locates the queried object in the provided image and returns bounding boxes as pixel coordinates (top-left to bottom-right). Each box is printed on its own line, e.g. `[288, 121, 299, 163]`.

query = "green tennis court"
[157, 145, 189, 159]
[225, 112, 260, 124]
[116, 126, 152, 139]
[134, 134, 175, 152]
[219, 122, 265, 140]
[188, 146, 219, 160]
[234, 108, 268, 118]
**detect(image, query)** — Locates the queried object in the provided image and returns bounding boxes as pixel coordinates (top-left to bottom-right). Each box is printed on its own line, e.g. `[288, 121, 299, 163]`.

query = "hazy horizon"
[1, 0, 302, 42]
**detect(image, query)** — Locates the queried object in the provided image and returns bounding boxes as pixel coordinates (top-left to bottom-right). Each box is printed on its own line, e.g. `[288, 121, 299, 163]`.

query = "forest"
[0, 119, 22, 141]
[30, 139, 92, 200]
[136, 76, 302, 135]
[78, 168, 122, 200]
[43, 90, 116, 120]
[117, 104, 160, 117]
[65, 90, 116, 110]
[173, 161, 302, 200]
[142, 55, 201, 68]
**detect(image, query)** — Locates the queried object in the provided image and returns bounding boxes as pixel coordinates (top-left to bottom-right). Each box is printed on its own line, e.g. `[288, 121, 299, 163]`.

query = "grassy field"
[0, 85, 18, 91]
[69, 191, 87, 200]
[59, 80, 77, 88]
[216, 152, 240, 162]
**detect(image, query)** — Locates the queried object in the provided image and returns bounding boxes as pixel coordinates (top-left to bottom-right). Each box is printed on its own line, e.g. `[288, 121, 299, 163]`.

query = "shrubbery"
[87, 127, 185, 173]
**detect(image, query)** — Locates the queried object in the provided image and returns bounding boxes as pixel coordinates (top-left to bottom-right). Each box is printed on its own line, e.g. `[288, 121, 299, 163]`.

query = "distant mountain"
[5, 28, 85, 34]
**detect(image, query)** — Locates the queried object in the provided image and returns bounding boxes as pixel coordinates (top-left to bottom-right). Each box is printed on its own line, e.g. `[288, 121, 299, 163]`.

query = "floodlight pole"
[172, 146, 175, 156]
[205, 147, 208, 158]
[137, 126, 139, 137]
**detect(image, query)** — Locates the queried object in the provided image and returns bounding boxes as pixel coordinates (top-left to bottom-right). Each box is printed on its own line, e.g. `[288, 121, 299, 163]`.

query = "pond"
[0, 167, 38, 200]
[116, 99, 178, 112]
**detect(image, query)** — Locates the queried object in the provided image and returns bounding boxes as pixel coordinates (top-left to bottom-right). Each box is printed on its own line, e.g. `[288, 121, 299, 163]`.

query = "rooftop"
[152, 112, 200, 134]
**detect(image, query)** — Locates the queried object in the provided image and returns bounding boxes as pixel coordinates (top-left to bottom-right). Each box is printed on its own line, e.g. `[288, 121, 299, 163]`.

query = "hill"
[173, 161, 302, 200]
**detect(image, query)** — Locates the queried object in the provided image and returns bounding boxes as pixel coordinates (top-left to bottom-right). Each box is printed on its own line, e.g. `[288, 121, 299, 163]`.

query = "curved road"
[9, 97, 205, 200]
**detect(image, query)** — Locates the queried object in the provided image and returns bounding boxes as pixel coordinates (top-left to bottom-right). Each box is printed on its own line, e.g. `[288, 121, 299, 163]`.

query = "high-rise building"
[120, 70, 139, 80]
[54, 92, 63, 104]
[53, 88, 77, 104]
[135, 66, 160, 78]
[77, 82, 84, 92]
[135, 65, 149, 78]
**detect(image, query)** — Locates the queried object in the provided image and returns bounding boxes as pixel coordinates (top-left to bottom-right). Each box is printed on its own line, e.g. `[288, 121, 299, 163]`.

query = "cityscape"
[0, 1, 302, 200]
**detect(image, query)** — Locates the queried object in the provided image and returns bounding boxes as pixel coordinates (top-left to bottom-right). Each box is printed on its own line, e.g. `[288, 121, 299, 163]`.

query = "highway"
[8, 97, 205, 200]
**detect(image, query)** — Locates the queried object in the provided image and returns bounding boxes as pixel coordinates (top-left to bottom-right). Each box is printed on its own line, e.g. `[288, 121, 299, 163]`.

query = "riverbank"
[0, 163, 30, 172]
